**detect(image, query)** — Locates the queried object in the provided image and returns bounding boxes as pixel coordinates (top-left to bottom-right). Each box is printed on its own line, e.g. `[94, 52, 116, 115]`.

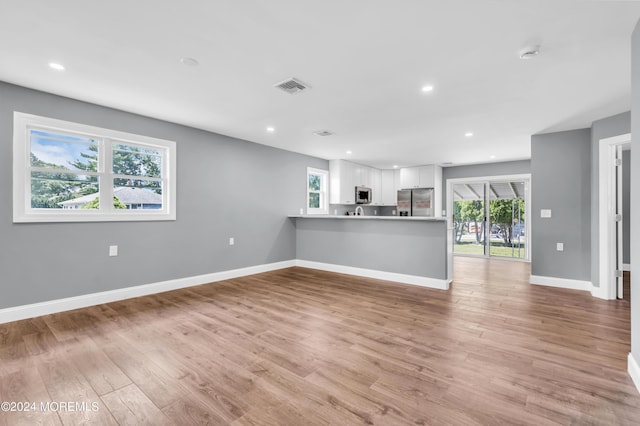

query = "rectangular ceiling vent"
[274, 77, 311, 95]
[313, 130, 334, 137]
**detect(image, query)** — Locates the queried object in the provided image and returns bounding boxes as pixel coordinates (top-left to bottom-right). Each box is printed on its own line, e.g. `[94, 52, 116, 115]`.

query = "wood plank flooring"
[1, 257, 638, 425]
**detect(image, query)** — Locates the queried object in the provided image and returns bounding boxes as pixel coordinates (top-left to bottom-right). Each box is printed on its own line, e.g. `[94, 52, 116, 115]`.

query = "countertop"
[288, 214, 446, 221]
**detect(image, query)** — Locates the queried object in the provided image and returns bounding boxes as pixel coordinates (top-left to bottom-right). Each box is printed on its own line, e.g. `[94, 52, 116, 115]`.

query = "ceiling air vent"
[274, 77, 310, 95]
[313, 130, 334, 137]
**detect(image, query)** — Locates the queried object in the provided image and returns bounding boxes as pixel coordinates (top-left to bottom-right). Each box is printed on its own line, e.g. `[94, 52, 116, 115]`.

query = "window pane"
[113, 179, 163, 210]
[30, 129, 98, 171]
[309, 192, 320, 208]
[31, 172, 99, 209]
[112, 143, 162, 178]
[308, 174, 321, 191]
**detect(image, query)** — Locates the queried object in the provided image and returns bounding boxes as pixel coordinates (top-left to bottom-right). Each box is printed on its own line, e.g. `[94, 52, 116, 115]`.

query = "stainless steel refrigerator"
[397, 188, 434, 216]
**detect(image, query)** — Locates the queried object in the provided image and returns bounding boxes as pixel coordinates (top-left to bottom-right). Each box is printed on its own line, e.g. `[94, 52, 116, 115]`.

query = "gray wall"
[590, 112, 631, 287]
[631, 19, 640, 367]
[624, 150, 631, 265]
[531, 129, 591, 281]
[294, 218, 448, 279]
[442, 160, 531, 208]
[0, 82, 328, 309]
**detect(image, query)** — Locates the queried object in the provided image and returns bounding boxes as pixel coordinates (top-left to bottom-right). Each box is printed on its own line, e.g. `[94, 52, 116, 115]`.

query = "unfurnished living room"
[1, 1, 640, 425]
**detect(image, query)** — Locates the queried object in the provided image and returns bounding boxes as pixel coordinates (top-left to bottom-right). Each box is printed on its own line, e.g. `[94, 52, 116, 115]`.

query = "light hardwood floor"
[0, 257, 638, 425]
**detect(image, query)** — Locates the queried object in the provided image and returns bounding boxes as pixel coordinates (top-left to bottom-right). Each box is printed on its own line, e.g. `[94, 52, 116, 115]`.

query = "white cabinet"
[370, 168, 382, 205]
[354, 164, 370, 187]
[329, 160, 356, 204]
[331, 160, 384, 204]
[400, 165, 440, 189]
[380, 169, 400, 205]
[400, 167, 420, 189]
[419, 166, 435, 188]
[331, 160, 439, 210]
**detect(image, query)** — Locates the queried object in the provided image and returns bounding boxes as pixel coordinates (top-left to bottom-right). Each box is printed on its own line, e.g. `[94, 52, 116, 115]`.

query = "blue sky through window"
[29, 129, 97, 171]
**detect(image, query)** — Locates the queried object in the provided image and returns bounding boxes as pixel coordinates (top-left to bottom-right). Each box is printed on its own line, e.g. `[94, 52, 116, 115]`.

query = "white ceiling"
[1, 1, 639, 169]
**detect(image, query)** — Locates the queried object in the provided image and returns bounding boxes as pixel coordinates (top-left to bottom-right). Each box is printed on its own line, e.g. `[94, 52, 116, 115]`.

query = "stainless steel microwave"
[355, 186, 372, 204]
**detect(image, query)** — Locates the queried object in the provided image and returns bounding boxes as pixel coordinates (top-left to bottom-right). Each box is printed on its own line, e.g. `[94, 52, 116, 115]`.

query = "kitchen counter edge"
[288, 215, 446, 221]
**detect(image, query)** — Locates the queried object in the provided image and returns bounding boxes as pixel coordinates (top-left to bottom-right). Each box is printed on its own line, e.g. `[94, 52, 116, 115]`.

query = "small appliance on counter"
[397, 188, 434, 217]
[355, 186, 372, 204]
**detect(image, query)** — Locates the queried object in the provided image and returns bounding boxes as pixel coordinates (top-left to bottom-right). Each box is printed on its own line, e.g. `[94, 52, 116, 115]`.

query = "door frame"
[596, 133, 631, 300]
[447, 173, 532, 261]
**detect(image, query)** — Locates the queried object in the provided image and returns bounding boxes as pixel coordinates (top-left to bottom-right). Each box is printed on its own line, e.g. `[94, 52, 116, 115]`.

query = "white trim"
[295, 260, 450, 290]
[13, 111, 177, 223]
[306, 167, 329, 215]
[529, 275, 592, 292]
[598, 133, 631, 300]
[623, 263, 631, 272]
[0, 260, 295, 325]
[0, 259, 452, 324]
[629, 353, 640, 396]
[591, 283, 610, 300]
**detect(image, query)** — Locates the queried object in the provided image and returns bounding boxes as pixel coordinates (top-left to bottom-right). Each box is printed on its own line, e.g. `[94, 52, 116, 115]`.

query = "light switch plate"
[109, 245, 118, 256]
[229, 237, 235, 246]
[541, 209, 552, 218]
[556, 243, 564, 252]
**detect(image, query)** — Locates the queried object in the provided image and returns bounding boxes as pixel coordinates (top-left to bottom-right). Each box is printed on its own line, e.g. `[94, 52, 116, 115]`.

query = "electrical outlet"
[556, 242, 564, 252]
[229, 237, 235, 246]
[109, 245, 118, 257]
[541, 209, 552, 218]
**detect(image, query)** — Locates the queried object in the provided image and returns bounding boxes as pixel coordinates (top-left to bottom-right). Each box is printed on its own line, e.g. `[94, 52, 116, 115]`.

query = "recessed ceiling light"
[346, 150, 352, 155]
[393, 165, 398, 169]
[465, 132, 473, 137]
[266, 127, 275, 133]
[421, 85, 434, 93]
[180, 57, 199, 66]
[48, 62, 65, 71]
[490, 155, 496, 159]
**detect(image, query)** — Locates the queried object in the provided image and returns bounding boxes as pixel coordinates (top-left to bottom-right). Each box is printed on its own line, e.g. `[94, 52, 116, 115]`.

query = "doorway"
[448, 175, 530, 261]
[597, 134, 631, 300]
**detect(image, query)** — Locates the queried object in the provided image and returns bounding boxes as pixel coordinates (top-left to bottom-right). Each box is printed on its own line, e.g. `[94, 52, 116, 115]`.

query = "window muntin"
[14, 112, 176, 222]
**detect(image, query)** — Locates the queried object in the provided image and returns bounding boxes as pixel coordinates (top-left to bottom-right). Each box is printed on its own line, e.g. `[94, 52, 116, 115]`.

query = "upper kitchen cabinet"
[354, 164, 371, 187]
[330, 160, 384, 205]
[400, 165, 442, 189]
[370, 168, 382, 205]
[329, 160, 356, 204]
[400, 166, 420, 188]
[380, 169, 400, 205]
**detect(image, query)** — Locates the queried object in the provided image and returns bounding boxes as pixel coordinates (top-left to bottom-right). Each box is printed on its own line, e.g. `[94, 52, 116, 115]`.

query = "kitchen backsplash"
[328, 204, 397, 216]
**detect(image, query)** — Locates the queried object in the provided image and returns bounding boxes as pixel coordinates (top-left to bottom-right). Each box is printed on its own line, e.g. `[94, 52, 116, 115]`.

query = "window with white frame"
[13, 112, 176, 222]
[307, 167, 328, 214]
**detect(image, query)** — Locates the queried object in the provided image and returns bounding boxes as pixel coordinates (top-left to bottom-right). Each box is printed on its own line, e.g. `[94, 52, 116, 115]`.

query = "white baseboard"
[590, 283, 613, 300]
[529, 275, 593, 292]
[0, 260, 296, 325]
[295, 260, 450, 290]
[623, 263, 631, 272]
[629, 353, 640, 396]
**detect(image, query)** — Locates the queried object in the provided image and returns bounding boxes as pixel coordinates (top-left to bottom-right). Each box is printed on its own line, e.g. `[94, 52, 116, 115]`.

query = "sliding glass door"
[488, 181, 526, 259]
[452, 179, 528, 260]
[452, 182, 486, 256]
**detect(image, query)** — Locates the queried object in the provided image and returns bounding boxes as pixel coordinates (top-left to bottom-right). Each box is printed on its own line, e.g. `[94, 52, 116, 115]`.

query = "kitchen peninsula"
[289, 215, 452, 290]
